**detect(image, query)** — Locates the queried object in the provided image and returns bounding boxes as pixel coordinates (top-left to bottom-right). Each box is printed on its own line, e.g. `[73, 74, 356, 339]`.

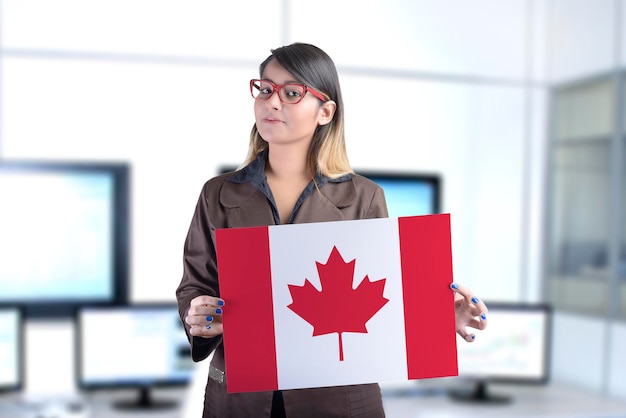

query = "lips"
[263, 116, 284, 124]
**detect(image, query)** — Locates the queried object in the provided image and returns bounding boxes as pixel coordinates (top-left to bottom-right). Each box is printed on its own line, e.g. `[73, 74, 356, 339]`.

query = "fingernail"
[471, 297, 479, 304]
[481, 314, 487, 320]
[206, 325, 211, 330]
[216, 308, 223, 314]
[206, 315, 213, 322]
[450, 283, 458, 290]
[217, 300, 224, 306]
[471, 335, 476, 340]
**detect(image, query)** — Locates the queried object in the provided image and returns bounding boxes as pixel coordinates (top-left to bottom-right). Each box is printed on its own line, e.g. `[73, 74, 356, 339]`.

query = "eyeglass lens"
[251, 80, 307, 104]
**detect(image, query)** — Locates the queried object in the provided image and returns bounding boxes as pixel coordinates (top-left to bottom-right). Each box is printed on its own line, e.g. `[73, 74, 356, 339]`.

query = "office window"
[547, 78, 615, 316]
[547, 76, 626, 319]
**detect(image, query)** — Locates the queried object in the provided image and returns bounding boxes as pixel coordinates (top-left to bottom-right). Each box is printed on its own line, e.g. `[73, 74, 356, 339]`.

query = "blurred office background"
[0, 0, 625, 413]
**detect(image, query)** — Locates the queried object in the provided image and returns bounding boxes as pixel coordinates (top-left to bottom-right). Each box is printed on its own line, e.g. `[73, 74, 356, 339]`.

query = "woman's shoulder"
[347, 173, 383, 191]
[323, 172, 383, 198]
[206, 170, 236, 185]
[322, 173, 387, 219]
[201, 168, 261, 209]
[199, 172, 233, 193]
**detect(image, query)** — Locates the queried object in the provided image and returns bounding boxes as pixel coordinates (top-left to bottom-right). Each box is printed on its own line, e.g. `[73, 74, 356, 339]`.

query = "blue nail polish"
[471, 335, 476, 340]
[206, 315, 213, 322]
[450, 283, 458, 290]
[216, 308, 222, 314]
[481, 314, 487, 320]
[471, 297, 479, 304]
[206, 325, 211, 330]
[217, 300, 224, 306]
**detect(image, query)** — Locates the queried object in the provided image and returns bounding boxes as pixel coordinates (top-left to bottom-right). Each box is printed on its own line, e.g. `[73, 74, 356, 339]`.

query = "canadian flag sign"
[215, 214, 458, 393]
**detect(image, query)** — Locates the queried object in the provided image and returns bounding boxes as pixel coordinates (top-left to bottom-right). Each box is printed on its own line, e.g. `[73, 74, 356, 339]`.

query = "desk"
[0, 389, 185, 418]
[381, 381, 626, 418]
[2, 383, 626, 417]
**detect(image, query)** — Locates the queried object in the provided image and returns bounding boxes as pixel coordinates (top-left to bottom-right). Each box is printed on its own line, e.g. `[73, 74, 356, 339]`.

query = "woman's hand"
[450, 282, 488, 342]
[185, 295, 224, 339]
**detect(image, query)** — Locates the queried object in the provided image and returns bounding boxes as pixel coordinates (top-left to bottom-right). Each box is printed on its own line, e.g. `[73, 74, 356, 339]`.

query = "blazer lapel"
[219, 180, 275, 228]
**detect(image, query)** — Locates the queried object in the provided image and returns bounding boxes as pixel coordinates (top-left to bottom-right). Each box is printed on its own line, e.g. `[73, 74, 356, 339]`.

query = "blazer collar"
[218, 150, 357, 224]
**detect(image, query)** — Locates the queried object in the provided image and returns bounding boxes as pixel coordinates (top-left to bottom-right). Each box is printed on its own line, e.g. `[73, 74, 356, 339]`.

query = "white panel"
[342, 75, 471, 174]
[551, 312, 605, 391]
[525, 88, 549, 302]
[2, 0, 280, 62]
[24, 321, 77, 399]
[456, 84, 525, 301]
[621, 0, 626, 68]
[343, 74, 526, 301]
[530, 0, 549, 83]
[290, 0, 527, 80]
[546, 0, 615, 83]
[2, 57, 256, 302]
[609, 322, 626, 399]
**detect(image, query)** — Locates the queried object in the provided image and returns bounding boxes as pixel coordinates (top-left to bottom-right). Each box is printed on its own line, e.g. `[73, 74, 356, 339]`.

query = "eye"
[283, 85, 304, 99]
[258, 82, 274, 96]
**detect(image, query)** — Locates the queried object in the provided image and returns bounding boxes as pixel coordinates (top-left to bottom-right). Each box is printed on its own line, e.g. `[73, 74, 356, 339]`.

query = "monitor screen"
[76, 304, 193, 410]
[0, 161, 130, 318]
[453, 302, 552, 403]
[0, 306, 23, 392]
[357, 171, 441, 217]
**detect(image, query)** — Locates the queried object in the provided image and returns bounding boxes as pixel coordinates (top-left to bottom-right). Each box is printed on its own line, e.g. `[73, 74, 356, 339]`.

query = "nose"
[265, 89, 283, 109]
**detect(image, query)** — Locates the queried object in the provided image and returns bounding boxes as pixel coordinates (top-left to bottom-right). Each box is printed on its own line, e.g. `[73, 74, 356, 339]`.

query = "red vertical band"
[216, 226, 279, 393]
[398, 214, 458, 379]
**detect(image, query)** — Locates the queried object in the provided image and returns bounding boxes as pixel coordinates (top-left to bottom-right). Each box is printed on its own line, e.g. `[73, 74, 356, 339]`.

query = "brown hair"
[243, 43, 352, 179]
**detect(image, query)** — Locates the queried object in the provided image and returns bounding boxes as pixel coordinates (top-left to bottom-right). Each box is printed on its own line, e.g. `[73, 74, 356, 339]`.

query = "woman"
[176, 42, 488, 418]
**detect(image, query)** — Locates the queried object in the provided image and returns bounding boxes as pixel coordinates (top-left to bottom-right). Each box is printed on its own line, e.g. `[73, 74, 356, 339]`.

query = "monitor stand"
[114, 387, 178, 410]
[448, 380, 512, 404]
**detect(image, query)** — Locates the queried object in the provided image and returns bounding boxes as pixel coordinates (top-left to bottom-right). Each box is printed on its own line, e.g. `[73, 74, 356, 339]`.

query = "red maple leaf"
[287, 246, 389, 361]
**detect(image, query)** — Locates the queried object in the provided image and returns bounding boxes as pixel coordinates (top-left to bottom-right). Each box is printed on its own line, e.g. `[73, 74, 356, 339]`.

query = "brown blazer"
[176, 171, 389, 418]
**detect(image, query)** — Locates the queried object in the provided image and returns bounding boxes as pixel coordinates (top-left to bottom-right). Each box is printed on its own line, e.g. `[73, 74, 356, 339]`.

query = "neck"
[266, 145, 311, 180]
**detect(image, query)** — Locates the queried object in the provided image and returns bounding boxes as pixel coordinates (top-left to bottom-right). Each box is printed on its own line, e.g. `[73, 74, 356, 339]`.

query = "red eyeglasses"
[250, 79, 329, 104]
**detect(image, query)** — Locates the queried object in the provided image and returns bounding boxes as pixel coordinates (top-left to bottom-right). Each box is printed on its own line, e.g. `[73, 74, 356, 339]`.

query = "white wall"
[546, 0, 616, 83]
[1, 0, 544, 306]
[0, 0, 550, 401]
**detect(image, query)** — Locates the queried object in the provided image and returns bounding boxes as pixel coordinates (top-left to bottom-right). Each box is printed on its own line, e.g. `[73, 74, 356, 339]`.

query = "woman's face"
[254, 59, 330, 148]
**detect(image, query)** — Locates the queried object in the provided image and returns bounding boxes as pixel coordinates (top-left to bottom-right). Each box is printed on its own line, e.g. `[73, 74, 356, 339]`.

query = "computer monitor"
[0, 306, 23, 393]
[0, 161, 130, 318]
[75, 304, 194, 410]
[357, 171, 441, 217]
[452, 302, 552, 403]
[218, 165, 442, 217]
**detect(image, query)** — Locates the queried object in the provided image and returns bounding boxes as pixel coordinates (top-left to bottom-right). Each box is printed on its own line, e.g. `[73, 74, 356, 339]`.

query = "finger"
[189, 298, 225, 316]
[450, 283, 476, 304]
[450, 282, 472, 303]
[190, 295, 225, 308]
[189, 322, 223, 338]
[464, 316, 488, 331]
[185, 311, 222, 326]
[451, 283, 489, 314]
[472, 298, 489, 316]
[187, 305, 223, 317]
[477, 312, 488, 330]
[456, 328, 476, 343]
[451, 283, 481, 306]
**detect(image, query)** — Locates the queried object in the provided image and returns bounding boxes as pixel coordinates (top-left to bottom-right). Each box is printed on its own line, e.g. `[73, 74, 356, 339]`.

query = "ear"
[317, 100, 337, 126]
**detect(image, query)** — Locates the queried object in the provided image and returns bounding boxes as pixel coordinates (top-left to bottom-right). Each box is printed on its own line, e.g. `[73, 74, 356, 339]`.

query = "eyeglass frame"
[249, 79, 329, 104]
